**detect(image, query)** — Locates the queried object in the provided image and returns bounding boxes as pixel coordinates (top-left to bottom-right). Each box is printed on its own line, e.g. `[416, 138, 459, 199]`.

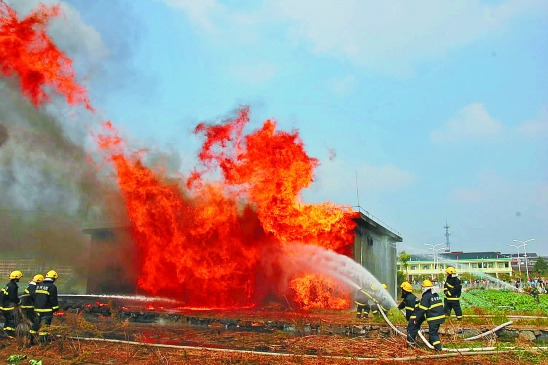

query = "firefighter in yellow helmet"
[443, 266, 462, 320]
[397, 281, 419, 344]
[408, 279, 445, 351]
[369, 284, 389, 316]
[355, 283, 389, 318]
[1, 270, 23, 338]
[20, 274, 44, 345]
[31, 270, 59, 344]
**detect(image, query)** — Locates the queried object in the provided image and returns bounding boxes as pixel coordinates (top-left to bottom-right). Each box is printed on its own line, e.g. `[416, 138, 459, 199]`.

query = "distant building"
[353, 211, 403, 299]
[398, 251, 512, 282]
[501, 252, 548, 276]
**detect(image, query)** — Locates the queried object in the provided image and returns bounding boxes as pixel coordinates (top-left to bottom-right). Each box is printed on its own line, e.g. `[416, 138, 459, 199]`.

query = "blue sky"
[9, 0, 547, 255]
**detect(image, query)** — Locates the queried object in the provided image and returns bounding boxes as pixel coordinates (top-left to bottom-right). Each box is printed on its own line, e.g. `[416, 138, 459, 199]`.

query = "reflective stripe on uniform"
[35, 290, 50, 295]
[0, 307, 14, 311]
[38, 331, 48, 335]
[418, 304, 429, 310]
[430, 302, 443, 309]
[355, 301, 367, 306]
[20, 305, 33, 309]
[446, 283, 454, 288]
[52, 305, 59, 310]
[3, 327, 15, 331]
[405, 306, 414, 310]
[1, 288, 8, 295]
[360, 290, 373, 299]
[426, 314, 445, 322]
[34, 308, 53, 312]
[29, 330, 37, 334]
[410, 315, 416, 319]
[432, 340, 441, 345]
[446, 297, 460, 301]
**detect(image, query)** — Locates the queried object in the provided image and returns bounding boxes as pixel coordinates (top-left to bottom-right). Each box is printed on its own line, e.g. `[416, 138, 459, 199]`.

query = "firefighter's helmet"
[445, 266, 457, 275]
[421, 279, 434, 287]
[400, 282, 413, 292]
[45, 270, 58, 279]
[382, 283, 388, 290]
[32, 274, 44, 283]
[9, 270, 23, 279]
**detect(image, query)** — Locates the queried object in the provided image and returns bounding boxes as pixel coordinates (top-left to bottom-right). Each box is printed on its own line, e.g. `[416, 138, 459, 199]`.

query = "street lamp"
[514, 239, 535, 282]
[434, 247, 446, 275]
[425, 243, 445, 278]
[508, 243, 523, 274]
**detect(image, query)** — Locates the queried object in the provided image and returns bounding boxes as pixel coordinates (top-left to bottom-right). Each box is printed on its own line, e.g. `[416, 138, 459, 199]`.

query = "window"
[423, 265, 429, 270]
[488, 263, 494, 268]
[498, 263, 504, 268]
[411, 265, 417, 270]
[472, 263, 478, 269]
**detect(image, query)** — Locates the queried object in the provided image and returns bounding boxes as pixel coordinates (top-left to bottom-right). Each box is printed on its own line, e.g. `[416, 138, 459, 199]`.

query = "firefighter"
[355, 287, 375, 318]
[443, 266, 462, 320]
[397, 281, 419, 345]
[21, 274, 44, 345]
[32, 270, 59, 344]
[1, 270, 23, 338]
[408, 279, 445, 351]
[370, 283, 389, 316]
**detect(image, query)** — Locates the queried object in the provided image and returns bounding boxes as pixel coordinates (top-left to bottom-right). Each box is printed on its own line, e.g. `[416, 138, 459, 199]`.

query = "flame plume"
[0, 1, 92, 110]
[1, 1, 359, 310]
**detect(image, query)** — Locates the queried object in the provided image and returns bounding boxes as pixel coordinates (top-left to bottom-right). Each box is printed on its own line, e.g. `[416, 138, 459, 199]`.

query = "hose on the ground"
[68, 336, 548, 362]
[376, 304, 514, 349]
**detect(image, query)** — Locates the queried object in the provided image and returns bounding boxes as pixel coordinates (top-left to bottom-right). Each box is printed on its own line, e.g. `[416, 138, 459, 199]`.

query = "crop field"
[457, 290, 547, 314]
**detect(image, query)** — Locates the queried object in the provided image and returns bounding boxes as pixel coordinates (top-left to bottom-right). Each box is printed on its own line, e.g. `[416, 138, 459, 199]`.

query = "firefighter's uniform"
[397, 281, 418, 344]
[355, 284, 388, 318]
[408, 279, 445, 351]
[32, 270, 59, 344]
[1, 271, 23, 338]
[443, 267, 462, 320]
[21, 274, 44, 345]
[355, 288, 374, 318]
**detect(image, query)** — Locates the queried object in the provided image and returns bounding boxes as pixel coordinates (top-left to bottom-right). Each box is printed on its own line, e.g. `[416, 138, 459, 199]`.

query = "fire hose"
[376, 305, 513, 350]
[69, 336, 548, 361]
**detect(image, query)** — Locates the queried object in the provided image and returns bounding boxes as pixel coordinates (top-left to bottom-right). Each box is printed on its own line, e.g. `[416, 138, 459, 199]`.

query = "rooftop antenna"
[444, 221, 451, 252]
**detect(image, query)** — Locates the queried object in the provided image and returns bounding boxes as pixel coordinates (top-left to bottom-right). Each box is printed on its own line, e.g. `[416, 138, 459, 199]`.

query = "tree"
[533, 257, 548, 276]
[398, 251, 412, 281]
[397, 270, 406, 287]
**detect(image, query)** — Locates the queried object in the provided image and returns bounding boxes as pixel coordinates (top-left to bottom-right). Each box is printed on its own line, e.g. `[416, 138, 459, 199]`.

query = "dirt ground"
[0, 336, 546, 365]
[1, 306, 547, 364]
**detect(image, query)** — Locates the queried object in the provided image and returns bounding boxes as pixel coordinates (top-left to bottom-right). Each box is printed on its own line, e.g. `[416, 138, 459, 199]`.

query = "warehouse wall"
[353, 214, 401, 300]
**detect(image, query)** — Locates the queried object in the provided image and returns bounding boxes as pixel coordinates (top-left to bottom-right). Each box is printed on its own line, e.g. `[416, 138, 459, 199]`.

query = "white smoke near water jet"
[281, 243, 398, 308]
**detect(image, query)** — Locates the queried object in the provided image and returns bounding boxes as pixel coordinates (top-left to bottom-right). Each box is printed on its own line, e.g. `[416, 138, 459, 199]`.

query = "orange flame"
[289, 274, 350, 310]
[1, 2, 359, 311]
[0, 1, 92, 109]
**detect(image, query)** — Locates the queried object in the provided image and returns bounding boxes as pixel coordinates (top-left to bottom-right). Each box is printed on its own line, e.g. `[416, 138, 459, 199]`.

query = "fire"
[0, 1, 92, 110]
[1, 2, 359, 311]
[290, 274, 350, 310]
[98, 110, 357, 309]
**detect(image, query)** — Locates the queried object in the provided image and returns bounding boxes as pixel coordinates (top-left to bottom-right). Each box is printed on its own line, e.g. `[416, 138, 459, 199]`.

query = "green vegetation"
[456, 289, 548, 314]
[533, 257, 548, 276]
